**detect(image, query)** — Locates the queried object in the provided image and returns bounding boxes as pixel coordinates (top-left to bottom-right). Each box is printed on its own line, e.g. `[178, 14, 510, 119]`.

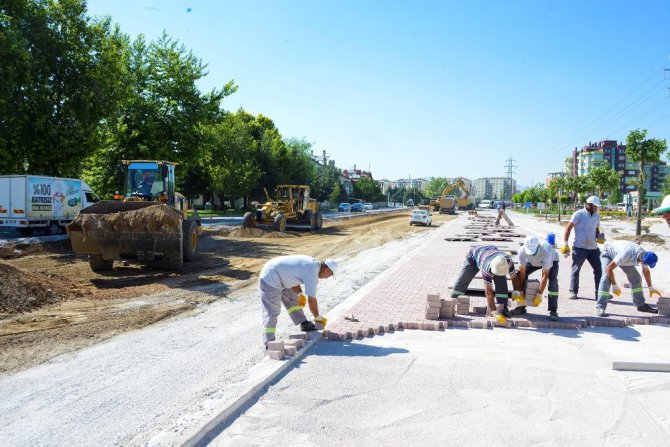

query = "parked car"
[363, 203, 373, 210]
[350, 203, 365, 212]
[338, 203, 351, 211]
[409, 209, 432, 226]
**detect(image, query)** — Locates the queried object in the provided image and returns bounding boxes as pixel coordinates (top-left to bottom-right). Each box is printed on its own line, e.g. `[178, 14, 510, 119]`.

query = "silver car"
[409, 209, 432, 226]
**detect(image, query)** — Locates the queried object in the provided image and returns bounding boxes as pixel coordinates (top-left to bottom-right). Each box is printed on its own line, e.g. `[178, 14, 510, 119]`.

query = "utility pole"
[503, 155, 517, 201]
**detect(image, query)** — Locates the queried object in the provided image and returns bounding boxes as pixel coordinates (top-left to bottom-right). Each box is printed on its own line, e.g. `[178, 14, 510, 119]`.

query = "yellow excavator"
[66, 160, 201, 271]
[430, 178, 474, 214]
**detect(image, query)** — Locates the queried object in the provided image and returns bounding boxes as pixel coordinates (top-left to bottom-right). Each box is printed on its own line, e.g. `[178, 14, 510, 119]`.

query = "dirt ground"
[0, 210, 453, 373]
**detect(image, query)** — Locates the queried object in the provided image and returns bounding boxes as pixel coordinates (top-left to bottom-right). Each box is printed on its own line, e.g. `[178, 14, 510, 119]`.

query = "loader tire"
[315, 211, 323, 230]
[305, 209, 316, 230]
[242, 211, 256, 228]
[273, 214, 286, 233]
[162, 251, 183, 270]
[89, 255, 113, 272]
[182, 220, 198, 262]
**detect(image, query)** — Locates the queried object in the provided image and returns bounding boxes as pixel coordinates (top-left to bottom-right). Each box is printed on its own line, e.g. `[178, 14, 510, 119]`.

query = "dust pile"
[71, 204, 181, 235]
[213, 226, 296, 239]
[613, 234, 666, 246]
[0, 260, 76, 314]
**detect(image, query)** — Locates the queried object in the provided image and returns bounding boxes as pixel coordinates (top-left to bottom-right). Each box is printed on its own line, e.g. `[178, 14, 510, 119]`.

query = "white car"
[363, 203, 373, 210]
[409, 209, 432, 226]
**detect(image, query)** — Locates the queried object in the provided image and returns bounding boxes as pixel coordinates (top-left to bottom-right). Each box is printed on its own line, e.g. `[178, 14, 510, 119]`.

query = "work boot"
[300, 320, 317, 331]
[637, 304, 658, 314]
[596, 307, 606, 317]
[501, 306, 512, 319]
[569, 292, 578, 300]
[549, 311, 559, 321]
[511, 306, 527, 316]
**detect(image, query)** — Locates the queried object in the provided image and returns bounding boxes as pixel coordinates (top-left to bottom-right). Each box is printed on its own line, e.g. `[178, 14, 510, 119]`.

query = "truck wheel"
[182, 220, 198, 262]
[89, 255, 113, 272]
[315, 212, 323, 230]
[162, 251, 184, 269]
[47, 222, 61, 235]
[273, 214, 286, 232]
[242, 211, 256, 228]
[305, 210, 316, 230]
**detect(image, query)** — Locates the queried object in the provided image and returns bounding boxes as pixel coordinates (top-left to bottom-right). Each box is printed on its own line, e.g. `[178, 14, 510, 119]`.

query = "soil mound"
[613, 234, 665, 246]
[71, 204, 181, 235]
[0, 260, 76, 314]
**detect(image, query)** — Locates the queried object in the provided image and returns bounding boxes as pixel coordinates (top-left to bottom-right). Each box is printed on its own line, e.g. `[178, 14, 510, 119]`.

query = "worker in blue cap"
[596, 240, 660, 316]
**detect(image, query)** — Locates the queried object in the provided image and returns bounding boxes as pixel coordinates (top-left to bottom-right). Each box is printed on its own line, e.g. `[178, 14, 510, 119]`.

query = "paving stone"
[266, 341, 284, 351]
[284, 346, 298, 356]
[268, 350, 284, 360]
[285, 339, 304, 349]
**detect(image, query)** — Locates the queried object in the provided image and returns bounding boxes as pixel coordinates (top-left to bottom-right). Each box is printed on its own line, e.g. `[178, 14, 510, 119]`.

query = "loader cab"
[123, 161, 176, 205]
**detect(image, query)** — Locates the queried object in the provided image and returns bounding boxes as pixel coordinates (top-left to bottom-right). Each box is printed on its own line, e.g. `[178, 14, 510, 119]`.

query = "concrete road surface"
[211, 325, 670, 446]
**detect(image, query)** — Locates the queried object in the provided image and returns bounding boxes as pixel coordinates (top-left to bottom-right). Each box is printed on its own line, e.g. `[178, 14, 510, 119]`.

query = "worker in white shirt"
[513, 236, 560, 321]
[596, 241, 659, 316]
[259, 255, 337, 345]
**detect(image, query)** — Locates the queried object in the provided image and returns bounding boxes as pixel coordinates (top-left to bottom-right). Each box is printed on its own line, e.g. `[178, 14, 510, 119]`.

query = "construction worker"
[451, 245, 522, 324]
[561, 195, 603, 300]
[512, 236, 560, 321]
[596, 240, 659, 316]
[260, 255, 337, 345]
[113, 191, 122, 200]
[652, 195, 670, 228]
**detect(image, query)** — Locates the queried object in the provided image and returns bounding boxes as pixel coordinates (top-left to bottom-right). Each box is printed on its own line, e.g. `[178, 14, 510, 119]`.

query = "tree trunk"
[636, 158, 644, 236]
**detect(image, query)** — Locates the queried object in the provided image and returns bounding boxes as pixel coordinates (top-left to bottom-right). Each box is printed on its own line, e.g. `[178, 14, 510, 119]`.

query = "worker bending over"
[260, 255, 337, 345]
[596, 241, 659, 316]
[562, 196, 603, 300]
[451, 245, 522, 324]
[512, 236, 560, 321]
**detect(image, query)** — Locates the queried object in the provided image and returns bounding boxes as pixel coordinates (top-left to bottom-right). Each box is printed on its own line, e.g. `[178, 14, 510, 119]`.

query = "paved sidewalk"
[324, 210, 670, 340]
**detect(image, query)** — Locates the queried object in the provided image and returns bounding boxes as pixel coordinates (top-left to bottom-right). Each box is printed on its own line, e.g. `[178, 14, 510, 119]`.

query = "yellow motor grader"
[242, 185, 322, 232]
[66, 160, 200, 271]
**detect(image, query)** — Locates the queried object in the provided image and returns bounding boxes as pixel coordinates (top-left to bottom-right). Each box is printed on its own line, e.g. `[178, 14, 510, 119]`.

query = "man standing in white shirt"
[561, 196, 603, 300]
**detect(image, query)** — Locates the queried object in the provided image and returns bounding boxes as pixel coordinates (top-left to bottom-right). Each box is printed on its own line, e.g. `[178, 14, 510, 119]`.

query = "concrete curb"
[179, 217, 459, 446]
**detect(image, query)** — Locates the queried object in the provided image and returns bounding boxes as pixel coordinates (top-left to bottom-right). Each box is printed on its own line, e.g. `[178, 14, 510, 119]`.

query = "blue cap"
[642, 251, 658, 268]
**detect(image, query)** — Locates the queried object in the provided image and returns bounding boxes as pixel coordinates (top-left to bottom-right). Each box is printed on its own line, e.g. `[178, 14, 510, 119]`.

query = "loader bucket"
[67, 201, 183, 269]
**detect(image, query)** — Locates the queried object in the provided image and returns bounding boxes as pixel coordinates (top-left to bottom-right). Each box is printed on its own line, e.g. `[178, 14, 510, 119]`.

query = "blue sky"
[86, 0, 670, 186]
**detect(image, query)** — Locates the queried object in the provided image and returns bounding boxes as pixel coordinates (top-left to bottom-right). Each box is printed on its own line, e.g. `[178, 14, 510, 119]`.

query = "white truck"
[0, 175, 100, 236]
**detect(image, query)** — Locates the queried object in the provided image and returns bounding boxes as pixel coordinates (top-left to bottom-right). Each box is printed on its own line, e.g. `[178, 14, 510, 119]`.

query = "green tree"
[311, 163, 340, 202]
[282, 137, 316, 186]
[328, 182, 348, 205]
[626, 129, 668, 235]
[84, 32, 234, 197]
[586, 166, 619, 198]
[354, 177, 384, 202]
[663, 175, 670, 196]
[425, 177, 449, 198]
[0, 0, 127, 176]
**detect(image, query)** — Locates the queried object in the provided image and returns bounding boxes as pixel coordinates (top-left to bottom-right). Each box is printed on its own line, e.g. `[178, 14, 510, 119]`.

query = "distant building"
[566, 140, 669, 199]
[472, 177, 517, 200]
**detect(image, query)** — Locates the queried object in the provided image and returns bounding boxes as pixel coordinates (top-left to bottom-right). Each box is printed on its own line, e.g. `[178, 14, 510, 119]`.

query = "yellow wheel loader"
[66, 160, 201, 271]
[242, 185, 322, 232]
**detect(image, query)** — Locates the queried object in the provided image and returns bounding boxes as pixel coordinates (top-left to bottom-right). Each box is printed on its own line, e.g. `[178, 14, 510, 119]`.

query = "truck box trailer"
[0, 175, 100, 236]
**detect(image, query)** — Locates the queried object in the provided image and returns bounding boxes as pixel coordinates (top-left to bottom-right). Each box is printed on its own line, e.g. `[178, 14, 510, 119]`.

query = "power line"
[504, 155, 517, 200]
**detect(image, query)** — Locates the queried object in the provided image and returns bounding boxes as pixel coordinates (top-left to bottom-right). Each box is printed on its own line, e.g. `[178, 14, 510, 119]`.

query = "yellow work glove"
[511, 290, 525, 304]
[560, 244, 571, 257]
[532, 294, 542, 307]
[611, 284, 621, 296]
[297, 293, 307, 308]
[492, 311, 507, 326]
[597, 233, 606, 244]
[315, 315, 327, 328]
[649, 287, 662, 298]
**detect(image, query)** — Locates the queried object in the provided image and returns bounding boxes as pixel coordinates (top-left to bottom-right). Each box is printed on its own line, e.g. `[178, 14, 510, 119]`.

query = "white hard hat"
[489, 254, 510, 276]
[652, 195, 670, 214]
[586, 196, 601, 207]
[523, 236, 540, 255]
[324, 259, 338, 276]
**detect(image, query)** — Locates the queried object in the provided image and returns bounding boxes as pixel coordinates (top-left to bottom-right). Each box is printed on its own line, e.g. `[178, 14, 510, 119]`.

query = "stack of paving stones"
[523, 279, 540, 305]
[658, 297, 670, 316]
[266, 334, 308, 360]
[321, 212, 670, 342]
[425, 294, 441, 320]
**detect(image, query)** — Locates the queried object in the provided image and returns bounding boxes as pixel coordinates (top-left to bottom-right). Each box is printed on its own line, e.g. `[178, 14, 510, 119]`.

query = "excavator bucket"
[67, 201, 183, 269]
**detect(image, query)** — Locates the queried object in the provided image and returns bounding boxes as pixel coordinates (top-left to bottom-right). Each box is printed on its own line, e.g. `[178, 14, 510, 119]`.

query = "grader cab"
[242, 185, 323, 232]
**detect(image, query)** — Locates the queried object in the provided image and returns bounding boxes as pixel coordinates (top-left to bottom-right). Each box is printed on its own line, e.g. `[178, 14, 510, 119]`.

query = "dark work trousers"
[570, 247, 602, 299]
[451, 250, 509, 306]
[523, 261, 559, 312]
